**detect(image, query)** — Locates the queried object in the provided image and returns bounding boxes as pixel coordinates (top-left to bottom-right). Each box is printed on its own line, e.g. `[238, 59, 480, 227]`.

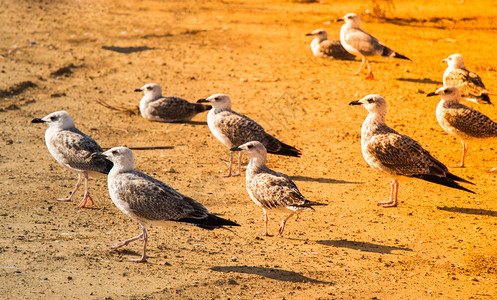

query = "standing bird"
[305, 29, 356, 60]
[427, 86, 497, 167]
[197, 94, 301, 177]
[336, 13, 410, 79]
[231, 141, 325, 236]
[91, 147, 239, 263]
[442, 54, 492, 105]
[135, 83, 211, 122]
[349, 95, 474, 207]
[31, 111, 112, 207]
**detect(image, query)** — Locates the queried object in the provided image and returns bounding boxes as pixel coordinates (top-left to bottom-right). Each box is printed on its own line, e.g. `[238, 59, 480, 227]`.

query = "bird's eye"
[50, 116, 57, 121]
[247, 145, 253, 149]
[146, 86, 153, 90]
[367, 99, 374, 103]
[112, 150, 118, 155]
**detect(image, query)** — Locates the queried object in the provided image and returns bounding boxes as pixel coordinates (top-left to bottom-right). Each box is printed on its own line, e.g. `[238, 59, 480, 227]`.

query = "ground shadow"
[102, 46, 155, 54]
[210, 266, 333, 285]
[102, 146, 174, 151]
[437, 206, 497, 217]
[184, 121, 208, 126]
[396, 78, 442, 85]
[315, 239, 412, 254]
[291, 176, 362, 184]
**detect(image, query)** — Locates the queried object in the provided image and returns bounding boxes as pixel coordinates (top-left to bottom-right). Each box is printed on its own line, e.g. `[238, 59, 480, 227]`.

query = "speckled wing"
[247, 171, 309, 210]
[365, 131, 448, 177]
[442, 104, 497, 138]
[343, 28, 384, 56]
[213, 110, 283, 152]
[112, 171, 210, 222]
[444, 68, 488, 99]
[49, 128, 110, 173]
[148, 97, 207, 121]
[319, 40, 356, 60]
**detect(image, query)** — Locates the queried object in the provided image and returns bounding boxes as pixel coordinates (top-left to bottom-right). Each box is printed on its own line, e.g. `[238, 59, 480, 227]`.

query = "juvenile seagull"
[31, 111, 112, 207]
[231, 141, 325, 236]
[427, 86, 497, 167]
[305, 29, 356, 60]
[91, 147, 239, 263]
[349, 95, 474, 207]
[337, 13, 410, 79]
[135, 83, 211, 122]
[442, 54, 491, 105]
[197, 94, 301, 177]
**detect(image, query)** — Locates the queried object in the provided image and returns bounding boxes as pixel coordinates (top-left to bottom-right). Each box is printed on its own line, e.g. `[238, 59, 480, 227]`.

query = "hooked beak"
[441, 59, 447, 64]
[348, 100, 362, 106]
[335, 18, 344, 22]
[426, 92, 438, 97]
[134, 88, 142, 92]
[305, 33, 314, 36]
[230, 146, 243, 152]
[197, 99, 209, 103]
[90, 152, 108, 160]
[31, 118, 45, 123]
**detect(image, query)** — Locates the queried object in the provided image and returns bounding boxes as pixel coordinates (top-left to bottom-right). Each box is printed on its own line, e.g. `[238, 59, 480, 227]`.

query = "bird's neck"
[247, 156, 267, 174]
[362, 112, 387, 139]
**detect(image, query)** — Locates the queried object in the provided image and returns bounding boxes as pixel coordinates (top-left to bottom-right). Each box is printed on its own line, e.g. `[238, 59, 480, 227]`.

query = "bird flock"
[29, 11, 495, 263]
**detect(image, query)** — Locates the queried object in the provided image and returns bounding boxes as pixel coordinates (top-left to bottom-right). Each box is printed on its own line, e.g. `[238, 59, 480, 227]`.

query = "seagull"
[135, 83, 211, 122]
[91, 147, 239, 263]
[31, 111, 113, 208]
[230, 141, 325, 236]
[197, 94, 301, 177]
[442, 54, 492, 105]
[349, 95, 474, 207]
[305, 29, 356, 60]
[336, 13, 410, 79]
[427, 86, 497, 167]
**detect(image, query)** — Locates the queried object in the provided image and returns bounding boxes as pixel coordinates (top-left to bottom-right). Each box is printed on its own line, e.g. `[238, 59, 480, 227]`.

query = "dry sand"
[1, 0, 497, 298]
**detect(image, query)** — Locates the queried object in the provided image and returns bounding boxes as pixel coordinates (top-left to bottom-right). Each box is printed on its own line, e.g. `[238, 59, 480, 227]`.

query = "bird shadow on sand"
[184, 121, 208, 126]
[210, 266, 333, 285]
[290, 176, 362, 185]
[396, 77, 442, 85]
[314, 239, 412, 254]
[102, 146, 174, 151]
[102, 46, 155, 54]
[437, 206, 497, 217]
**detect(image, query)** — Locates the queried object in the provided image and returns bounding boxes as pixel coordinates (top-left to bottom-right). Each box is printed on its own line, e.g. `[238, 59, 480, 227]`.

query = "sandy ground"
[1, 0, 497, 298]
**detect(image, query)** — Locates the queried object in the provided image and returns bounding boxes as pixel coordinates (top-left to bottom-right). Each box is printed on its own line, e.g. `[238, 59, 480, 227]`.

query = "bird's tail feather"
[381, 46, 410, 61]
[270, 142, 301, 157]
[411, 174, 475, 194]
[177, 214, 240, 230]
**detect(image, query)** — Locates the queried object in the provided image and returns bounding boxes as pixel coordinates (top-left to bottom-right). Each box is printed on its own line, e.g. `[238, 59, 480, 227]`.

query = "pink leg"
[364, 58, 374, 80]
[56, 173, 81, 202]
[277, 212, 296, 236]
[109, 224, 148, 263]
[77, 172, 94, 208]
[378, 179, 399, 207]
[218, 151, 241, 177]
[258, 208, 272, 236]
[232, 151, 242, 176]
[353, 57, 366, 75]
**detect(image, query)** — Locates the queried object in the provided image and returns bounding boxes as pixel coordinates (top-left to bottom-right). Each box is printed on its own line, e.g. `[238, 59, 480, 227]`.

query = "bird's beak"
[348, 100, 362, 106]
[335, 18, 344, 22]
[230, 146, 243, 152]
[134, 88, 142, 92]
[197, 99, 209, 103]
[441, 59, 447, 64]
[90, 152, 108, 160]
[426, 92, 438, 97]
[31, 118, 45, 123]
[305, 33, 314, 36]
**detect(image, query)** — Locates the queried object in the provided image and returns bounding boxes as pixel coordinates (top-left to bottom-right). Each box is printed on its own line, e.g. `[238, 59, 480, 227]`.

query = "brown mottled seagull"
[91, 147, 239, 263]
[305, 29, 355, 60]
[427, 86, 497, 168]
[197, 94, 301, 177]
[135, 83, 211, 122]
[231, 141, 325, 236]
[31, 111, 112, 208]
[336, 13, 410, 79]
[442, 54, 491, 105]
[349, 95, 474, 207]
